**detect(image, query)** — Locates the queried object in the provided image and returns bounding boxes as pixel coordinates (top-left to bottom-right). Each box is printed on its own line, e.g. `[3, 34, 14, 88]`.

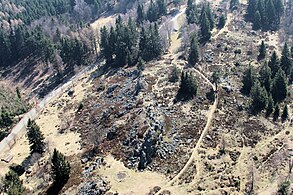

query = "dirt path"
[212, 13, 233, 40]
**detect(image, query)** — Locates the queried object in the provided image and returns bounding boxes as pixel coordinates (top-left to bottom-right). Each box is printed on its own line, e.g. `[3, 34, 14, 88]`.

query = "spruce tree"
[136, 4, 145, 25]
[259, 61, 272, 92]
[258, 40, 266, 60]
[188, 35, 200, 66]
[230, 0, 240, 10]
[268, 51, 280, 76]
[2, 169, 25, 194]
[247, 0, 258, 21]
[218, 14, 226, 29]
[177, 71, 198, 100]
[281, 104, 288, 122]
[271, 69, 288, 102]
[266, 94, 274, 116]
[241, 65, 256, 95]
[266, 0, 276, 29]
[27, 120, 45, 154]
[280, 43, 292, 77]
[51, 149, 71, 184]
[274, 0, 284, 23]
[200, 11, 211, 43]
[250, 80, 268, 113]
[253, 11, 261, 30]
[273, 103, 280, 121]
[186, 0, 197, 24]
[257, 0, 266, 27]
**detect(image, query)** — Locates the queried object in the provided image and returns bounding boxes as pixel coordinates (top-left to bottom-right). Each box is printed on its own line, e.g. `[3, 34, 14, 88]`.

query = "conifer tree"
[186, 0, 197, 24]
[230, 0, 240, 10]
[200, 11, 211, 43]
[280, 43, 292, 77]
[273, 103, 280, 121]
[274, 0, 284, 23]
[281, 104, 288, 122]
[136, 4, 145, 25]
[218, 14, 226, 29]
[2, 169, 25, 194]
[247, 0, 258, 21]
[253, 11, 261, 30]
[27, 119, 45, 154]
[268, 51, 280, 76]
[258, 40, 266, 60]
[259, 61, 272, 92]
[241, 65, 256, 95]
[266, 94, 274, 116]
[266, 0, 276, 29]
[188, 35, 200, 66]
[51, 149, 71, 184]
[177, 71, 198, 100]
[272, 69, 288, 102]
[250, 80, 268, 113]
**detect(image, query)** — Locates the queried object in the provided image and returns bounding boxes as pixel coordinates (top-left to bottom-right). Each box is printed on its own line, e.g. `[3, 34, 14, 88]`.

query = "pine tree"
[2, 169, 25, 194]
[258, 40, 266, 60]
[274, 0, 284, 24]
[205, 2, 214, 29]
[136, 4, 145, 25]
[257, 0, 267, 27]
[27, 120, 45, 154]
[200, 11, 211, 43]
[188, 35, 200, 66]
[272, 69, 288, 102]
[169, 66, 181, 83]
[281, 104, 288, 122]
[266, 94, 274, 116]
[177, 71, 198, 101]
[280, 43, 292, 77]
[147, 0, 159, 22]
[268, 51, 280, 76]
[253, 11, 261, 30]
[273, 103, 280, 121]
[250, 80, 268, 113]
[218, 14, 226, 29]
[186, 0, 197, 24]
[51, 149, 71, 184]
[266, 0, 276, 29]
[259, 61, 272, 92]
[157, 0, 167, 17]
[247, 0, 258, 21]
[241, 65, 256, 95]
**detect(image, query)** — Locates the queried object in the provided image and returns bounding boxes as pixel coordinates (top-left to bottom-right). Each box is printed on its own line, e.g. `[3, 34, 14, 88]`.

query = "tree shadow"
[46, 182, 66, 195]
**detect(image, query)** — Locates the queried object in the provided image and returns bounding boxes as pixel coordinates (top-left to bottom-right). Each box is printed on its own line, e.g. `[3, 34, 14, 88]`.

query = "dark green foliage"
[188, 35, 200, 66]
[259, 62, 272, 92]
[60, 37, 91, 66]
[100, 17, 143, 66]
[250, 80, 268, 113]
[139, 24, 162, 62]
[2, 169, 25, 195]
[246, 0, 284, 30]
[280, 43, 292, 77]
[27, 120, 45, 154]
[277, 180, 290, 195]
[230, 0, 240, 10]
[218, 14, 226, 29]
[273, 103, 280, 121]
[176, 71, 198, 101]
[212, 69, 221, 89]
[136, 4, 145, 25]
[271, 69, 288, 102]
[247, 0, 258, 21]
[200, 11, 211, 43]
[169, 66, 181, 83]
[0, 109, 14, 128]
[241, 66, 256, 95]
[268, 51, 280, 76]
[77, 102, 84, 112]
[51, 149, 71, 184]
[146, 0, 166, 22]
[253, 11, 261, 30]
[258, 41, 266, 60]
[281, 104, 288, 122]
[186, 0, 197, 24]
[266, 95, 274, 116]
